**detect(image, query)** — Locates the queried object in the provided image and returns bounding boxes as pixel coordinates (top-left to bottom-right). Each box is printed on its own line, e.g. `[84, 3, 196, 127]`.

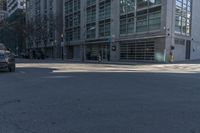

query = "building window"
[73, 27, 80, 40]
[99, 0, 111, 20]
[120, 0, 135, 14]
[136, 10, 148, 32]
[175, 0, 192, 36]
[87, 5, 96, 23]
[137, 0, 148, 9]
[65, 29, 73, 41]
[65, 0, 73, 15]
[120, 13, 135, 34]
[98, 0, 111, 37]
[148, 7, 161, 30]
[120, 40, 155, 61]
[149, 0, 161, 6]
[74, 0, 80, 12]
[74, 12, 80, 26]
[99, 19, 111, 37]
[87, 0, 96, 6]
[64, 0, 81, 41]
[87, 23, 96, 39]
[120, 0, 161, 34]
[175, 38, 185, 45]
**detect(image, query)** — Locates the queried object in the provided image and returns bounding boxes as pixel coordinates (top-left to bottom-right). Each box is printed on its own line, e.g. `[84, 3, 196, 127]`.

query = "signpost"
[61, 41, 64, 60]
[61, 34, 64, 60]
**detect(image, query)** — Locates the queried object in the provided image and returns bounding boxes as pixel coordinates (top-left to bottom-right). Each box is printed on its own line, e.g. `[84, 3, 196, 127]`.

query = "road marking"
[42, 76, 73, 79]
[19, 71, 26, 74]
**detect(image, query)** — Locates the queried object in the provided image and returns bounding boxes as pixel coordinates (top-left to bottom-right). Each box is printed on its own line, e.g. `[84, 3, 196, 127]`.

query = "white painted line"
[19, 71, 26, 74]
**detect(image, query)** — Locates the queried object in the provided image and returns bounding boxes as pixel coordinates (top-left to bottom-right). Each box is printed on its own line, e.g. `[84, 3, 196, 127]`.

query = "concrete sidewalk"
[16, 58, 157, 65]
[16, 58, 200, 67]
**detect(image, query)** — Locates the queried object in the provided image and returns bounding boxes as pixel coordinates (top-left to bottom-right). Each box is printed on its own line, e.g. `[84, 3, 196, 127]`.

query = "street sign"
[112, 45, 116, 51]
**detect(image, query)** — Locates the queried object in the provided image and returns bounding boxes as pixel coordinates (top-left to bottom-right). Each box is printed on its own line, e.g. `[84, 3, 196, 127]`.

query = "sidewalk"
[16, 58, 156, 65]
[16, 58, 200, 65]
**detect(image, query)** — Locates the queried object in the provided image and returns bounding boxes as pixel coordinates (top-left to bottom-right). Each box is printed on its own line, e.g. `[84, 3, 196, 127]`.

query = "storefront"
[120, 39, 155, 61]
[85, 43, 110, 61]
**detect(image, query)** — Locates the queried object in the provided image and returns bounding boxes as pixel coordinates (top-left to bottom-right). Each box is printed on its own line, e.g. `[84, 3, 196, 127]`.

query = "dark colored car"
[0, 43, 16, 72]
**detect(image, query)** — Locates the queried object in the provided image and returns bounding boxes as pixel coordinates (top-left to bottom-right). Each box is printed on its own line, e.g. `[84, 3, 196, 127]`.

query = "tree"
[0, 10, 26, 54]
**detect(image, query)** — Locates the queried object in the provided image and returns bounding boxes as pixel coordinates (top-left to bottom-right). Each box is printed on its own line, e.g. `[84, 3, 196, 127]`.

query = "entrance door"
[185, 40, 191, 60]
[100, 45, 110, 61]
[86, 44, 110, 61]
[67, 46, 73, 59]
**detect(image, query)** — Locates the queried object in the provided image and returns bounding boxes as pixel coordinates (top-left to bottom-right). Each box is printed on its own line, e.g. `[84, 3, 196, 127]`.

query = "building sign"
[112, 45, 116, 51]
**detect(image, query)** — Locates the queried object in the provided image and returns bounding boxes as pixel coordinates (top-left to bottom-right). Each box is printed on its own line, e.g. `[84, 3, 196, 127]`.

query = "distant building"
[7, 0, 25, 16]
[26, 0, 63, 58]
[0, 0, 7, 22]
[0, 10, 7, 22]
[0, 0, 7, 11]
[0, 0, 26, 54]
[26, 0, 200, 62]
[62, 0, 200, 62]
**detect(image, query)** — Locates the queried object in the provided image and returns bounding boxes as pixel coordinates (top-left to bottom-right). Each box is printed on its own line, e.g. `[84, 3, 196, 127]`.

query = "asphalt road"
[1, 59, 200, 133]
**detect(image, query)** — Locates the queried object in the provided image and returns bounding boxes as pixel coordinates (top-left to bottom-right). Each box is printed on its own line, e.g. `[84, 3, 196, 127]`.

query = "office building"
[63, 0, 199, 62]
[26, 0, 63, 58]
[0, 0, 7, 22]
[0, 10, 7, 22]
[0, 0, 6, 11]
[7, 0, 25, 16]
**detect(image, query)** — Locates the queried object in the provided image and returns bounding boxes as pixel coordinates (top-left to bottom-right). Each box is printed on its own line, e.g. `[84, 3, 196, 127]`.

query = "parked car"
[0, 43, 16, 72]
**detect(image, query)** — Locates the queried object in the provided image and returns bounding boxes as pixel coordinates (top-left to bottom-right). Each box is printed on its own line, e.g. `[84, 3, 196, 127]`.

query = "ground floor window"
[120, 40, 155, 61]
[86, 44, 110, 61]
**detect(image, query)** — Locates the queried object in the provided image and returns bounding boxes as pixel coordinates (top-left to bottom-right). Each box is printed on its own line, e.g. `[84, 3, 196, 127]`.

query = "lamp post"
[82, 30, 86, 62]
[61, 33, 64, 60]
[51, 41, 54, 58]
[54, 40, 57, 58]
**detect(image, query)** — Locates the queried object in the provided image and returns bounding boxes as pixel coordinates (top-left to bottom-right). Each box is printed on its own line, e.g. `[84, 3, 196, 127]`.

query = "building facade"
[62, 0, 200, 62]
[0, 0, 7, 11]
[0, 10, 7, 22]
[7, 0, 25, 16]
[26, 0, 63, 58]
[0, 0, 7, 22]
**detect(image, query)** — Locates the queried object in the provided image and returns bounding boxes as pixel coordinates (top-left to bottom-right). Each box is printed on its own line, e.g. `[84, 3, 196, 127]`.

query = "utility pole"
[61, 33, 64, 60]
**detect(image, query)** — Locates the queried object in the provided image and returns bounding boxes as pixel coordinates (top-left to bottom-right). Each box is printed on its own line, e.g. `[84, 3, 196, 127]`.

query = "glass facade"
[120, 0, 135, 14]
[64, 0, 81, 41]
[120, 0, 161, 34]
[98, 0, 111, 37]
[120, 40, 155, 61]
[175, 0, 192, 35]
[87, 0, 96, 6]
[64, 0, 162, 41]
[86, 0, 111, 39]
[86, 0, 96, 39]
